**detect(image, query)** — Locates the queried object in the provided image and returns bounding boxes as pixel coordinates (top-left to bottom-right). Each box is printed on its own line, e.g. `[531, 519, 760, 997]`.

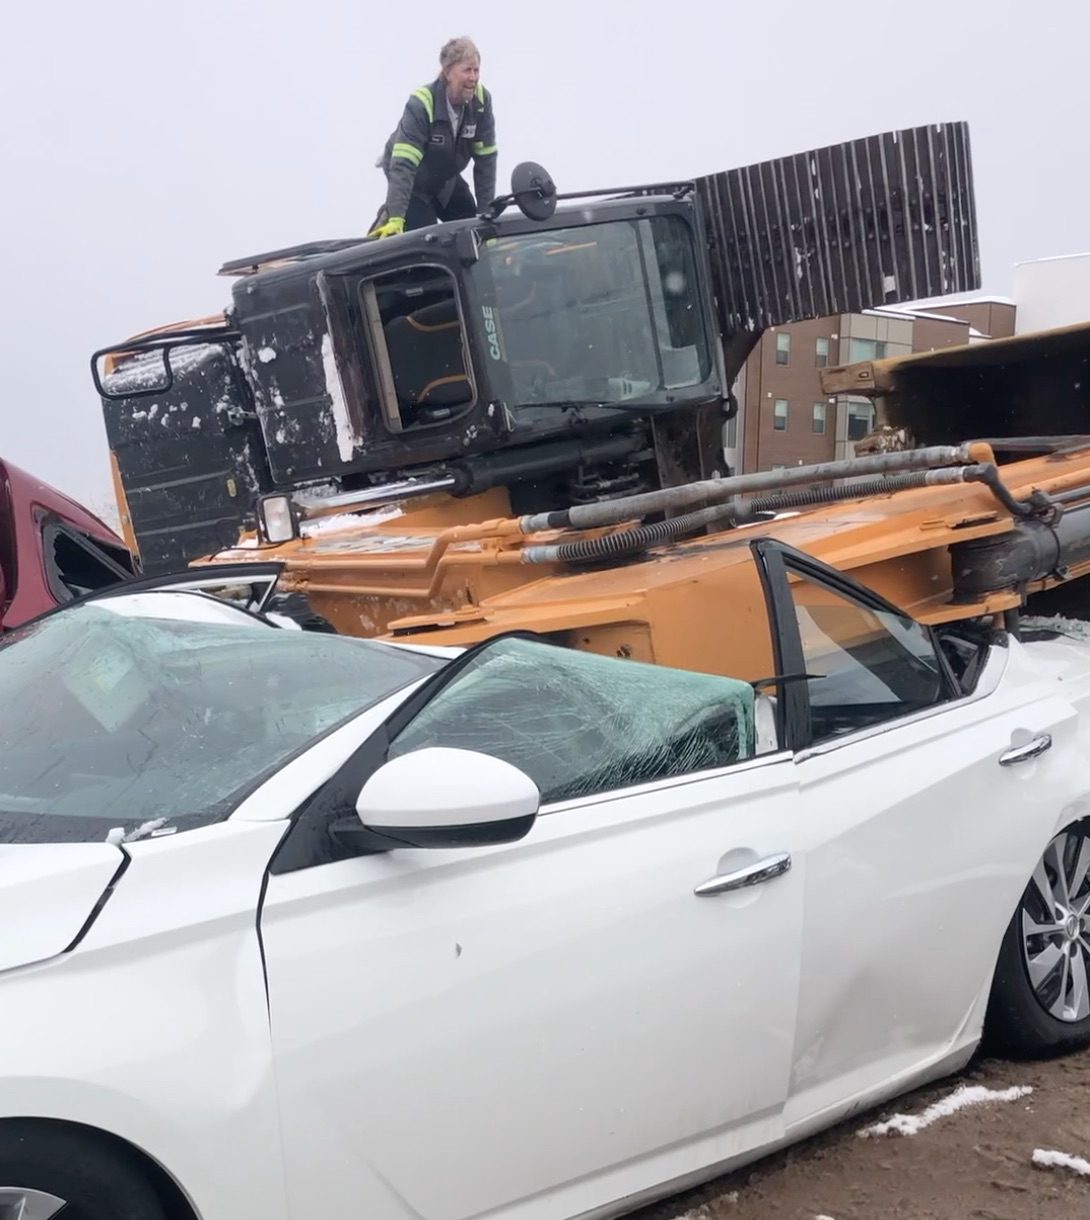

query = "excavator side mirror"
[478, 162, 558, 223]
[510, 161, 557, 221]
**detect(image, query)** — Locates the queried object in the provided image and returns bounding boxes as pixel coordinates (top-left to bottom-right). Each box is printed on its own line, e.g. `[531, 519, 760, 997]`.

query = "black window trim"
[753, 538, 960, 753]
[269, 629, 550, 874]
[12, 561, 288, 633]
[354, 260, 479, 435]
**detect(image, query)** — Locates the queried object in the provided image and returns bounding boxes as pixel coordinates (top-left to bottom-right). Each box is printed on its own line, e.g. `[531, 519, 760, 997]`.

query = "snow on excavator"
[92, 120, 1090, 680]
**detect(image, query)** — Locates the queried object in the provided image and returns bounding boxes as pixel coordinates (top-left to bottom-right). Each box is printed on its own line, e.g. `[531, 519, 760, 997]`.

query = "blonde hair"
[439, 36, 480, 72]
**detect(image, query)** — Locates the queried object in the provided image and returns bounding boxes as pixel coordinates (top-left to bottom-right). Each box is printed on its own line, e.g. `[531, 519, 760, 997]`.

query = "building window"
[775, 332, 791, 365]
[847, 401, 876, 441]
[773, 399, 788, 431]
[848, 337, 888, 364]
[815, 337, 830, 367]
[723, 412, 738, 450]
[812, 402, 827, 434]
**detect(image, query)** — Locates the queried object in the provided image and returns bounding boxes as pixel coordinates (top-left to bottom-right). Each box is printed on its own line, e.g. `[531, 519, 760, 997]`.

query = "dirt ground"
[635, 1050, 1090, 1220]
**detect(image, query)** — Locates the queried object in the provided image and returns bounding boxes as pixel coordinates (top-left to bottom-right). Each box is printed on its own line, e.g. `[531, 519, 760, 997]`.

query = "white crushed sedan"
[0, 547, 1088, 1220]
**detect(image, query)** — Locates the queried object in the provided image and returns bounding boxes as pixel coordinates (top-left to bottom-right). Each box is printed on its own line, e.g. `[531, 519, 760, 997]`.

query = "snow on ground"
[676, 1195, 737, 1219]
[1032, 1148, 1090, 1177]
[858, 1084, 1033, 1137]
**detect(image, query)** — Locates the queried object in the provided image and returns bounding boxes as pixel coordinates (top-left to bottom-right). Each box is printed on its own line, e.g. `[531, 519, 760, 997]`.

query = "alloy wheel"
[0, 1190, 66, 1220]
[1022, 828, 1090, 1022]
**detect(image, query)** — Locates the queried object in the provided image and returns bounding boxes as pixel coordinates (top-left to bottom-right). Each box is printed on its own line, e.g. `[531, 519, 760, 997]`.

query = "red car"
[0, 458, 135, 631]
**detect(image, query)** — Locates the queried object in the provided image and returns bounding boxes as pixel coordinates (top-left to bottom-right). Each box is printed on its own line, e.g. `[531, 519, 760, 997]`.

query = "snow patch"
[124, 817, 170, 842]
[1033, 1148, 1090, 1177]
[191, 416, 202, 429]
[105, 818, 171, 845]
[264, 612, 303, 631]
[258, 346, 277, 363]
[101, 343, 220, 393]
[301, 505, 404, 537]
[1021, 614, 1090, 642]
[858, 1084, 1033, 1137]
[675, 1194, 738, 1219]
[321, 332, 357, 462]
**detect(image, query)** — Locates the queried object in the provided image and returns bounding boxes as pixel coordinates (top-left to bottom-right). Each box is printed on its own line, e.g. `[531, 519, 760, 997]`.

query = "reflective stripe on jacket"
[381, 78, 497, 220]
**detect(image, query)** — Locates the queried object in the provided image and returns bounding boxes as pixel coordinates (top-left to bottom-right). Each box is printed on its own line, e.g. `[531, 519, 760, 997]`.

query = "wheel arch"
[0, 1117, 201, 1220]
[984, 811, 1090, 1055]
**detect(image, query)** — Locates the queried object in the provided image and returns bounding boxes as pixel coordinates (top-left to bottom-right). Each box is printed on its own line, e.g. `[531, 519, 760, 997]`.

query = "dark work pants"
[404, 177, 477, 231]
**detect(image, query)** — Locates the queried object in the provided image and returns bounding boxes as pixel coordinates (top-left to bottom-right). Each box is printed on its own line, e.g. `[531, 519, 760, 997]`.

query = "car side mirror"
[354, 747, 540, 849]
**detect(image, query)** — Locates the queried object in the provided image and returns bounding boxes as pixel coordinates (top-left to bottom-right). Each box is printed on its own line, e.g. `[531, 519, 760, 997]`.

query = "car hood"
[0, 843, 125, 973]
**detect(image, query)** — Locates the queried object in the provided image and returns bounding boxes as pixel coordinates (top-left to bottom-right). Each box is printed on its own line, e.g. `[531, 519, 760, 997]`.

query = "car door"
[258, 634, 806, 1220]
[753, 542, 1080, 1133]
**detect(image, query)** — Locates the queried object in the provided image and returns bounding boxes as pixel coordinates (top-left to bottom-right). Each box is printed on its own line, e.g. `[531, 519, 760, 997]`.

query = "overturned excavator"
[93, 120, 1090, 677]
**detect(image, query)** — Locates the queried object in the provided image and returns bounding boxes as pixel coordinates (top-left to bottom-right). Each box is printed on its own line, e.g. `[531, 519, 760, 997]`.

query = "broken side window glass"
[42, 521, 132, 602]
[388, 637, 756, 805]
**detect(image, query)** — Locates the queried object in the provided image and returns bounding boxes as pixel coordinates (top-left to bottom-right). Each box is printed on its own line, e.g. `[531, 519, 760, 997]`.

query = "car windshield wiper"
[105, 817, 177, 845]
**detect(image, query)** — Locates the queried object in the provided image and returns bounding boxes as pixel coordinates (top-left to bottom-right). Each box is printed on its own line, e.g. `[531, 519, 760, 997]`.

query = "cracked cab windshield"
[476, 214, 713, 409]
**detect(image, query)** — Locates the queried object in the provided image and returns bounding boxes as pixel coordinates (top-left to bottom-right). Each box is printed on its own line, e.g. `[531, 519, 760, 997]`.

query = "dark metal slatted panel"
[698, 122, 981, 333]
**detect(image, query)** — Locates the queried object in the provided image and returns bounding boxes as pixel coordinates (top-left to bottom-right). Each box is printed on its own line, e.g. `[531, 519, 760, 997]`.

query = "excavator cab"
[94, 123, 980, 572]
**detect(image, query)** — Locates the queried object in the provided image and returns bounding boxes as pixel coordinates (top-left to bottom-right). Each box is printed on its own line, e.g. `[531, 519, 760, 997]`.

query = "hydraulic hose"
[523, 502, 735, 565]
[522, 467, 974, 565]
[739, 471, 955, 518]
[518, 443, 982, 534]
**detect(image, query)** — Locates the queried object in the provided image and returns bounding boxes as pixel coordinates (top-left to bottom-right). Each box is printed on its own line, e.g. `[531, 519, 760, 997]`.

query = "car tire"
[0, 1125, 169, 1220]
[987, 820, 1090, 1056]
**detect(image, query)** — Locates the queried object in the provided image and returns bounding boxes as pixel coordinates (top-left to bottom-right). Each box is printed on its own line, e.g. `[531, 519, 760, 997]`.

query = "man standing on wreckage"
[370, 36, 498, 237]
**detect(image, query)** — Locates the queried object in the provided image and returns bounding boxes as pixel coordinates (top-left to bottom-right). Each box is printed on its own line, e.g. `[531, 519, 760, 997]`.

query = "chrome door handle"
[694, 852, 792, 897]
[999, 734, 1053, 767]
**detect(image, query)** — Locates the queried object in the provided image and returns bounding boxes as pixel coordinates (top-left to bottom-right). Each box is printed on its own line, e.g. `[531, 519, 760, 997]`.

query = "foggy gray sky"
[2, 0, 1087, 509]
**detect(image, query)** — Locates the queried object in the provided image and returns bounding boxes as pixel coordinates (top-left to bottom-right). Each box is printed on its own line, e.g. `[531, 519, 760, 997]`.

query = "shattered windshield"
[0, 594, 442, 843]
[475, 215, 712, 409]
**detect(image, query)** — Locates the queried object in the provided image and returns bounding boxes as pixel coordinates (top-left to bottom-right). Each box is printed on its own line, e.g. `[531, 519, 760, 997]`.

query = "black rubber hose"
[537, 471, 940, 565]
[744, 471, 938, 516]
[519, 444, 978, 533]
[546, 504, 727, 563]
